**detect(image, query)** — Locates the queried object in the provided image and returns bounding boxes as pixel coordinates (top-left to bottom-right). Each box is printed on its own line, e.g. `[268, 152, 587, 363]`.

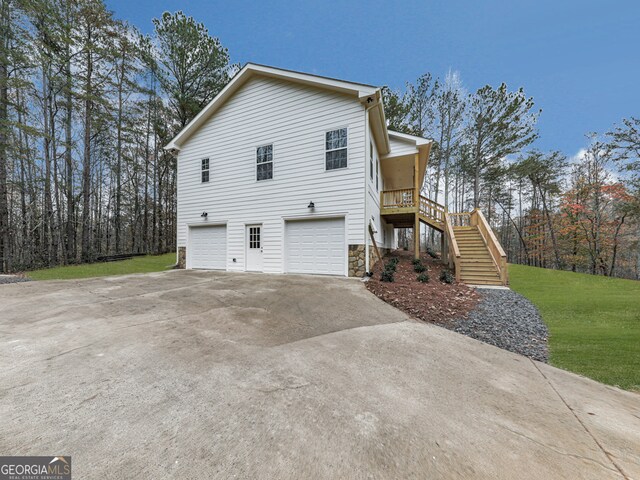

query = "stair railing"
[419, 195, 445, 224]
[470, 209, 508, 285]
[449, 212, 471, 227]
[443, 211, 461, 283]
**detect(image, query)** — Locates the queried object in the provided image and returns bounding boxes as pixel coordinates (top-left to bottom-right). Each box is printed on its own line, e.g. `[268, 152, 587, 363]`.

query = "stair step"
[461, 269, 499, 276]
[461, 264, 498, 271]
[460, 260, 495, 266]
[460, 271, 500, 278]
[460, 276, 502, 285]
[462, 279, 503, 285]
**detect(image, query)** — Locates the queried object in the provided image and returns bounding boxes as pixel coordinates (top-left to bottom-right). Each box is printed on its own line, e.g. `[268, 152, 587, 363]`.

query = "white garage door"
[285, 218, 345, 275]
[189, 225, 227, 269]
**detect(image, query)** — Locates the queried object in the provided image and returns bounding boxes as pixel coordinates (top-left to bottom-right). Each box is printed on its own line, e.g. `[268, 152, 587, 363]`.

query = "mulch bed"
[366, 250, 480, 324]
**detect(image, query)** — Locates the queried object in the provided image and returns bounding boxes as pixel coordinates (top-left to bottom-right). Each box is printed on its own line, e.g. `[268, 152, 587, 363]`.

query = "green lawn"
[509, 264, 640, 391]
[27, 253, 177, 281]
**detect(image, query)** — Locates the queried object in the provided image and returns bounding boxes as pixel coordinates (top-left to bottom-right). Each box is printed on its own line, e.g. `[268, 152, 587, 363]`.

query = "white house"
[165, 63, 507, 284]
[165, 63, 432, 277]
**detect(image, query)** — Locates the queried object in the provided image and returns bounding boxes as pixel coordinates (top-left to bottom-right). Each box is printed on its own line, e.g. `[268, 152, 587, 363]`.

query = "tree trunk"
[81, 29, 93, 262]
[539, 188, 562, 269]
[608, 215, 626, 277]
[0, 0, 11, 272]
[42, 65, 54, 265]
[64, 1, 75, 262]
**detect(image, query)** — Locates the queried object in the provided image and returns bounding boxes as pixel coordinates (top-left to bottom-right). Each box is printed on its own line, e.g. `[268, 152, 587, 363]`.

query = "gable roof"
[387, 130, 432, 147]
[165, 63, 390, 152]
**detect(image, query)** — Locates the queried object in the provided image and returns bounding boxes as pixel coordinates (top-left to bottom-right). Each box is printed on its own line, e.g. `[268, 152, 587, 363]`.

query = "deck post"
[414, 215, 420, 260]
[414, 153, 420, 259]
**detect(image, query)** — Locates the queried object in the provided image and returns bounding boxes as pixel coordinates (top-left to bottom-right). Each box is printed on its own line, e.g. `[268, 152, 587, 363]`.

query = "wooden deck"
[380, 189, 508, 286]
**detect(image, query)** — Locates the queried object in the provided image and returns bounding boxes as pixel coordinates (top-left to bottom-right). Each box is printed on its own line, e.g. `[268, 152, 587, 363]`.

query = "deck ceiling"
[380, 153, 429, 190]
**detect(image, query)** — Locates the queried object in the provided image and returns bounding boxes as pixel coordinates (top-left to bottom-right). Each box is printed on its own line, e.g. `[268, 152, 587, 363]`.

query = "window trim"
[201, 158, 210, 183]
[256, 143, 274, 182]
[376, 155, 379, 191]
[324, 127, 349, 172]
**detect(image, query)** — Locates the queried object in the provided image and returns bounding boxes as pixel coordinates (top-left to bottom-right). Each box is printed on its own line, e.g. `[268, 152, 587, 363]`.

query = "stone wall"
[348, 244, 390, 277]
[177, 247, 186, 269]
[348, 244, 366, 277]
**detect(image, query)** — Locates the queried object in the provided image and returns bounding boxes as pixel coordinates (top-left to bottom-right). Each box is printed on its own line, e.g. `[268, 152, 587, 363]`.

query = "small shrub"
[388, 257, 400, 266]
[381, 270, 395, 282]
[417, 272, 429, 283]
[402, 245, 409, 251]
[439, 270, 454, 284]
[414, 263, 427, 273]
[426, 247, 438, 259]
[384, 260, 398, 272]
[412, 258, 422, 266]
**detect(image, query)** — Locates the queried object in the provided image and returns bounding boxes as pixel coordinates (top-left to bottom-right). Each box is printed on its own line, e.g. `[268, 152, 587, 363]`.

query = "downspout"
[363, 99, 378, 276]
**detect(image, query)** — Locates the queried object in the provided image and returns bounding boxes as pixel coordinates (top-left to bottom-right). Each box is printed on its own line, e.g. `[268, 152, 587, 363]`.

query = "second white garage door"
[189, 225, 227, 269]
[285, 218, 345, 275]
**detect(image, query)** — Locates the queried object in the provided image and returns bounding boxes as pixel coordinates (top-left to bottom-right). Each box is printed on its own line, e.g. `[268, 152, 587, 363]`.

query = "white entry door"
[285, 218, 345, 275]
[246, 225, 263, 271]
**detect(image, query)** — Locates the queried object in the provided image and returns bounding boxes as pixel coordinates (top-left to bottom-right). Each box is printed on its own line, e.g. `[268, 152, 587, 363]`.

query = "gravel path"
[0, 275, 31, 285]
[452, 288, 549, 362]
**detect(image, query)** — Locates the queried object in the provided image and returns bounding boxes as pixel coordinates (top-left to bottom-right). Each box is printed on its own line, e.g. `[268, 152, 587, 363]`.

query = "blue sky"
[106, 0, 639, 158]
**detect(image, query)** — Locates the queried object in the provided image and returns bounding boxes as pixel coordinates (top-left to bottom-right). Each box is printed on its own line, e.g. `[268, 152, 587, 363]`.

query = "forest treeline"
[0, 0, 235, 272]
[1, 1, 639, 279]
[384, 73, 640, 279]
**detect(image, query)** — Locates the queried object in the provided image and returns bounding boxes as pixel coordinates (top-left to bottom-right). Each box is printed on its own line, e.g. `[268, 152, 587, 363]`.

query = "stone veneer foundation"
[348, 244, 389, 277]
[177, 247, 186, 269]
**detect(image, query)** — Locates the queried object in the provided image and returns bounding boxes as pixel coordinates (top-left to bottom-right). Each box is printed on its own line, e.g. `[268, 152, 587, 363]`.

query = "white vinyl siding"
[388, 135, 419, 157]
[176, 76, 366, 274]
[367, 127, 392, 250]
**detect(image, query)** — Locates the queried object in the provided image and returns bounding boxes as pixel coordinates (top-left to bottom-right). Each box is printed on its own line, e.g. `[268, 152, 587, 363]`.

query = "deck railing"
[380, 188, 416, 209]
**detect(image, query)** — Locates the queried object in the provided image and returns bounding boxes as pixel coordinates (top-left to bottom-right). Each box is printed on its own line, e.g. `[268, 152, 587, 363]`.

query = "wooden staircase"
[380, 190, 508, 286]
[453, 226, 503, 286]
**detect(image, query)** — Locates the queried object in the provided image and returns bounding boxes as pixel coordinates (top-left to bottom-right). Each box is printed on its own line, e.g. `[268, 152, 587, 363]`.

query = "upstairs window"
[326, 128, 348, 170]
[256, 144, 273, 181]
[201, 158, 210, 183]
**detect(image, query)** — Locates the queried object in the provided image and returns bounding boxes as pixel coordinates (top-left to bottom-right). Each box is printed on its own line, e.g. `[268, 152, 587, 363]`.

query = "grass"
[27, 253, 177, 281]
[509, 264, 640, 391]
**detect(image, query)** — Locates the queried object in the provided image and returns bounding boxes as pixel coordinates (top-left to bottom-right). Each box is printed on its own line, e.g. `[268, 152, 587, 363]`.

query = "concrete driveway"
[1, 270, 638, 479]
